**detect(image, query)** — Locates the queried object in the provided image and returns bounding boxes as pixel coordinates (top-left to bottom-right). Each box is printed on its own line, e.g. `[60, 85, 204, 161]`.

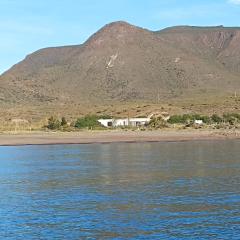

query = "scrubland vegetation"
[46, 115, 111, 131]
[168, 113, 240, 125]
[1, 112, 239, 133]
[45, 113, 240, 131]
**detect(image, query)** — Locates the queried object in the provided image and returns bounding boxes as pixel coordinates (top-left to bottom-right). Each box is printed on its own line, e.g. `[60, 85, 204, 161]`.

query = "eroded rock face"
[1, 22, 240, 105]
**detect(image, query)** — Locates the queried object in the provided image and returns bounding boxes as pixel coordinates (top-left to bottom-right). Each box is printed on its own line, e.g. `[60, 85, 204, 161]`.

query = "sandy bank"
[0, 129, 239, 146]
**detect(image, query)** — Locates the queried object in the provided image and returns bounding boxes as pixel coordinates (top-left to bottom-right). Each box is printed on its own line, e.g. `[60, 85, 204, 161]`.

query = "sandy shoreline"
[0, 129, 239, 146]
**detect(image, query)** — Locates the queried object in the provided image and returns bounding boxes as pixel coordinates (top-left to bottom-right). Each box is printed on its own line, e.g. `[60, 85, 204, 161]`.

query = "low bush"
[211, 114, 223, 124]
[75, 115, 102, 129]
[148, 117, 168, 129]
[168, 114, 210, 124]
[61, 117, 68, 126]
[47, 116, 61, 130]
[223, 113, 240, 125]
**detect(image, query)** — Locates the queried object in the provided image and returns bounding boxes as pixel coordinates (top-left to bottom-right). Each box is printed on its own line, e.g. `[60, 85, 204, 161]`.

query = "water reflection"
[0, 140, 240, 239]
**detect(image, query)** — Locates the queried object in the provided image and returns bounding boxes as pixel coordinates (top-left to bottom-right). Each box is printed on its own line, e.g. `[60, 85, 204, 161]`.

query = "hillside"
[0, 21, 240, 120]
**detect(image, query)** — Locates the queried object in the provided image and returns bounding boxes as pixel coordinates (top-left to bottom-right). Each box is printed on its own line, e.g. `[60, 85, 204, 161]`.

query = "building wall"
[98, 118, 150, 127]
[98, 119, 113, 127]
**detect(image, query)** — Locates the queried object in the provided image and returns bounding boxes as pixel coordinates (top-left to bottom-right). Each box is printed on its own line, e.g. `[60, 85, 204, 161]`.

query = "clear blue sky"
[1, 0, 240, 74]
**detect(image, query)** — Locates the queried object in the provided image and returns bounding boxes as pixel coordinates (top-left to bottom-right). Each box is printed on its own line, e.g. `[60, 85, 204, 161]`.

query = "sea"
[0, 140, 239, 239]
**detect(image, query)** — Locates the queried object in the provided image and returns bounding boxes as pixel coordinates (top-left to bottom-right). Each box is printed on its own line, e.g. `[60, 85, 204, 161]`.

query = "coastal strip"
[0, 130, 239, 147]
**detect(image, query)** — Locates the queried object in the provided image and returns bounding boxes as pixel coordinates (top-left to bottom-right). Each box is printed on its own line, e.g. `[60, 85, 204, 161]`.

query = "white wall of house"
[98, 118, 150, 127]
[129, 118, 150, 127]
[194, 120, 203, 125]
[114, 119, 129, 127]
[98, 119, 113, 127]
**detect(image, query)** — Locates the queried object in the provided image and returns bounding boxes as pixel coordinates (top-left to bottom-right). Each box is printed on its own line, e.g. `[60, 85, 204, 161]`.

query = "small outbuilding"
[194, 120, 203, 125]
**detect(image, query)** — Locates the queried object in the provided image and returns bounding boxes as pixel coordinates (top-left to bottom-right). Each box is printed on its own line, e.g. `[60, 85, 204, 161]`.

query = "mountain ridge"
[0, 21, 240, 109]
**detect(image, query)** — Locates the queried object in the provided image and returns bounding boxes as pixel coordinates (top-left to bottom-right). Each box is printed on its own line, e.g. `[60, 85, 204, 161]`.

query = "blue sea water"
[0, 140, 239, 239]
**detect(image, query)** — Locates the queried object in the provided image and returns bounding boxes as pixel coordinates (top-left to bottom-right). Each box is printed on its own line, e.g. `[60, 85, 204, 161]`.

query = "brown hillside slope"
[0, 21, 240, 108]
[158, 26, 240, 72]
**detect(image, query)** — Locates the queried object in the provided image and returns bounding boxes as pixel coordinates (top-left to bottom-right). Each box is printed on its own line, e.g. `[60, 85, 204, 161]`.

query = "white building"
[98, 119, 114, 127]
[129, 118, 151, 127]
[98, 118, 150, 128]
[194, 120, 203, 125]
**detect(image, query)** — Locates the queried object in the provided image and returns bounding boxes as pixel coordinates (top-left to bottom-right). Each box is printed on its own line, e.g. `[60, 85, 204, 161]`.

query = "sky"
[1, 0, 240, 74]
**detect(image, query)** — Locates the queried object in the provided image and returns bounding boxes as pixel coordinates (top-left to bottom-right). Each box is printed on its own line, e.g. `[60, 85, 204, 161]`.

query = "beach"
[0, 129, 239, 146]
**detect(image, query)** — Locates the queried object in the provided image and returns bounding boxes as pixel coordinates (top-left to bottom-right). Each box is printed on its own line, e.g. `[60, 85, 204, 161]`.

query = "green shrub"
[211, 114, 223, 124]
[199, 115, 211, 124]
[61, 117, 68, 126]
[231, 113, 240, 120]
[47, 116, 61, 130]
[75, 115, 102, 129]
[223, 113, 240, 125]
[168, 114, 209, 124]
[168, 115, 185, 124]
[148, 117, 168, 129]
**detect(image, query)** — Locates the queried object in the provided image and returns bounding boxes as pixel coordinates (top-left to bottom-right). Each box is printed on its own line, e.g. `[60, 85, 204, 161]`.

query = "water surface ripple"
[0, 140, 240, 239]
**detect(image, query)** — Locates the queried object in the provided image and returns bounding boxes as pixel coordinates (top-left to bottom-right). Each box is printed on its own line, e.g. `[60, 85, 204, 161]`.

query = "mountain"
[0, 21, 240, 112]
